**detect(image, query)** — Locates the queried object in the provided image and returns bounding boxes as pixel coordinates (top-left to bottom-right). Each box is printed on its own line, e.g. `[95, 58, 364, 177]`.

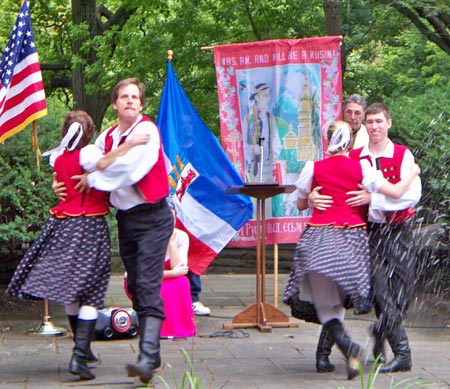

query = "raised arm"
[96, 133, 149, 171]
[377, 163, 420, 199]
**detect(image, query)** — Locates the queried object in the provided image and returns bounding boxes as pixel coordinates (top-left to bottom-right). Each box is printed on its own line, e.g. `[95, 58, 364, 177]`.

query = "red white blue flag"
[157, 60, 253, 275]
[0, 0, 47, 142]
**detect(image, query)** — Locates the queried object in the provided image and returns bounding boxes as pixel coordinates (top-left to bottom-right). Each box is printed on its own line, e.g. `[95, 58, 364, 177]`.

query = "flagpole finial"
[167, 50, 173, 61]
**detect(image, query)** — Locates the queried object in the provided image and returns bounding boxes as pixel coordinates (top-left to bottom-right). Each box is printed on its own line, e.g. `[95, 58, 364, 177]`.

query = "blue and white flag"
[157, 60, 253, 275]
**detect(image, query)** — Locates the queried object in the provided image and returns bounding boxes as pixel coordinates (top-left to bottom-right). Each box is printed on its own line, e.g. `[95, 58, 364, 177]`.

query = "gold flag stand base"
[28, 299, 66, 336]
[28, 315, 66, 336]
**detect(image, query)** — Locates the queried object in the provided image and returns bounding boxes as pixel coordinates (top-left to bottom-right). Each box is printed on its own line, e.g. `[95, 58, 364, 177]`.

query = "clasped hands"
[308, 184, 371, 210]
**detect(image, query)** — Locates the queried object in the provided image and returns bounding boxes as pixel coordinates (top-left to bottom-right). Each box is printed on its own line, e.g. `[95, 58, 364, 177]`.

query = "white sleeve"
[371, 149, 422, 211]
[87, 121, 160, 192]
[80, 144, 104, 172]
[295, 161, 314, 199]
[361, 159, 386, 193]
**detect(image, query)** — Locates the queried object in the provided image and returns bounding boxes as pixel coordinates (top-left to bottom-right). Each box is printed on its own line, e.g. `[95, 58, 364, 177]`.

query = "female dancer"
[7, 110, 147, 380]
[283, 121, 419, 380]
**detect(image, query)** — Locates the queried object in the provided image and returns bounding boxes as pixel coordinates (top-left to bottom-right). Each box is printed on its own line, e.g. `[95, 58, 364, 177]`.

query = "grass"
[138, 349, 431, 389]
[137, 349, 212, 389]
[336, 356, 431, 389]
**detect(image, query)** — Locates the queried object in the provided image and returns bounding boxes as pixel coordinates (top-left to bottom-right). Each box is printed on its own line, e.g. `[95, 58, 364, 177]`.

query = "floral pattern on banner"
[215, 65, 244, 173]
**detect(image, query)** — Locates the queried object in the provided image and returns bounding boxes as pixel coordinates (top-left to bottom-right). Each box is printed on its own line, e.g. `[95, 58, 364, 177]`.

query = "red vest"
[349, 144, 415, 224]
[308, 156, 367, 227]
[104, 116, 169, 203]
[50, 150, 109, 217]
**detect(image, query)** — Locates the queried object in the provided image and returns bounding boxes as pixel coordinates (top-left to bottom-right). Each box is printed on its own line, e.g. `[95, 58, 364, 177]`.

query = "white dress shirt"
[357, 140, 422, 223]
[81, 115, 161, 210]
[353, 124, 369, 150]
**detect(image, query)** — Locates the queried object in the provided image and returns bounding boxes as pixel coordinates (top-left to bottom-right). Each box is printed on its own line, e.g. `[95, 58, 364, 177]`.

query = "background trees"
[0, 0, 448, 272]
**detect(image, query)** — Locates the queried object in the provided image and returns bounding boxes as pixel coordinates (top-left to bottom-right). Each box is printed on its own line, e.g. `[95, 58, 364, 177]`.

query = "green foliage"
[334, 355, 430, 389]
[386, 85, 450, 211]
[0, 99, 68, 260]
[0, 0, 449, 260]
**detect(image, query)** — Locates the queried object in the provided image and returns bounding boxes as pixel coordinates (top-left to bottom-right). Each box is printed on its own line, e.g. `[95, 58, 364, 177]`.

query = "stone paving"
[1, 274, 449, 389]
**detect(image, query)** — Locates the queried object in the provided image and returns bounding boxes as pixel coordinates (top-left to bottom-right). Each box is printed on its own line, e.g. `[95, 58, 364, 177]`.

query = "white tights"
[65, 302, 98, 320]
[306, 272, 346, 324]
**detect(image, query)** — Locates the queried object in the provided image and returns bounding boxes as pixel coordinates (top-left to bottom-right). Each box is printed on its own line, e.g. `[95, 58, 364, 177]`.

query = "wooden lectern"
[224, 183, 299, 332]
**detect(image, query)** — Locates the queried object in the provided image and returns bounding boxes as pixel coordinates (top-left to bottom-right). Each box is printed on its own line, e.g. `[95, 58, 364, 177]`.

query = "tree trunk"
[71, 0, 110, 130]
[322, 0, 346, 72]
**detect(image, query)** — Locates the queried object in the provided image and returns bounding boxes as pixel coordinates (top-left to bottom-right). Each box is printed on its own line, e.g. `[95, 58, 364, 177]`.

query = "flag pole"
[32, 121, 40, 171]
[29, 120, 65, 336]
[23, 0, 64, 337]
[28, 123, 65, 336]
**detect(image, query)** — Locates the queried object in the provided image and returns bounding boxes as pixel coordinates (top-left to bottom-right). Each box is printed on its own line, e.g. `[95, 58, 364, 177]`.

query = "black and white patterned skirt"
[6, 216, 111, 310]
[283, 225, 371, 315]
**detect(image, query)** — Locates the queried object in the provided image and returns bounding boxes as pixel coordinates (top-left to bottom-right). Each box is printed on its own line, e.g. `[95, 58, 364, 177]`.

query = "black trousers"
[116, 201, 173, 319]
[368, 220, 417, 329]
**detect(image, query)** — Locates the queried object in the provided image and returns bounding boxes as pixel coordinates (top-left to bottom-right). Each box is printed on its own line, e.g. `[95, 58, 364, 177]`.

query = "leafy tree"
[0, 0, 449, 279]
[374, 0, 450, 55]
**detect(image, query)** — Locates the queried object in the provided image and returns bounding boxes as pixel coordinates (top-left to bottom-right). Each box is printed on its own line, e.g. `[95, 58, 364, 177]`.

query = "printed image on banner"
[213, 37, 342, 246]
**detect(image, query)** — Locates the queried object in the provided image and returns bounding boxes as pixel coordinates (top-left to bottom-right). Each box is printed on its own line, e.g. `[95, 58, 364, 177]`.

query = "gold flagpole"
[29, 120, 64, 336]
[24, 0, 64, 337]
[32, 121, 40, 171]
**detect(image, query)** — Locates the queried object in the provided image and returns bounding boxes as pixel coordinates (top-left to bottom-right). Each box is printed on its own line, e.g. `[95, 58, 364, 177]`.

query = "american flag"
[0, 0, 47, 143]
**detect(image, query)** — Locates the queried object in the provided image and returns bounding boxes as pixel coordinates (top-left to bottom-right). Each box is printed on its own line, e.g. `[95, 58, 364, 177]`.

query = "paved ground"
[1, 274, 449, 389]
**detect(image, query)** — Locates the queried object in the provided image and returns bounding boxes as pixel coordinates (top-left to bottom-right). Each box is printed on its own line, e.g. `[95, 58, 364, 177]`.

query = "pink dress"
[123, 228, 196, 338]
[159, 260, 196, 338]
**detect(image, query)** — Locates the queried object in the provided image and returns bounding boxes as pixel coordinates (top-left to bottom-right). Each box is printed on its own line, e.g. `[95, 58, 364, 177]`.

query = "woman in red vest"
[6, 110, 147, 381]
[283, 121, 419, 380]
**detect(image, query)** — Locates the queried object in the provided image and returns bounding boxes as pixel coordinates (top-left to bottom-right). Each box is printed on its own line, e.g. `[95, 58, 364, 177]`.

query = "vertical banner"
[214, 37, 342, 246]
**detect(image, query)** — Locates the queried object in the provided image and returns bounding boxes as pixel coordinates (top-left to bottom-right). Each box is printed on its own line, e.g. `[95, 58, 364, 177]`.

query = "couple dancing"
[284, 103, 421, 380]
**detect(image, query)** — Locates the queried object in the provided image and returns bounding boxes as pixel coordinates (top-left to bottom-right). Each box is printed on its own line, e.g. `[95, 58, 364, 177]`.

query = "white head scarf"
[327, 122, 351, 154]
[42, 122, 83, 157]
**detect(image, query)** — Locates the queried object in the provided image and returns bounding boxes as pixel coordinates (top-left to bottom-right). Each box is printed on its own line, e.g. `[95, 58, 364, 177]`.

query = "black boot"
[370, 322, 386, 364]
[316, 326, 335, 373]
[67, 315, 99, 363]
[324, 319, 362, 380]
[69, 319, 97, 380]
[127, 316, 162, 384]
[379, 323, 412, 373]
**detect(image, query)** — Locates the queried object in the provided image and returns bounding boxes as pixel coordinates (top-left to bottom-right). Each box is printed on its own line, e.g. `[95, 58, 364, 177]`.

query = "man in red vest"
[72, 78, 173, 384]
[309, 103, 421, 373]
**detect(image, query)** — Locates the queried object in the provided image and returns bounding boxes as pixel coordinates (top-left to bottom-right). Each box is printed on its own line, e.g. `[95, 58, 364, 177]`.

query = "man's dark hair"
[365, 102, 391, 120]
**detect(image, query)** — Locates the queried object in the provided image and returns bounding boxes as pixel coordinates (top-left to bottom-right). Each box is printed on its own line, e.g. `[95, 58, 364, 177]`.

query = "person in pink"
[283, 120, 419, 380]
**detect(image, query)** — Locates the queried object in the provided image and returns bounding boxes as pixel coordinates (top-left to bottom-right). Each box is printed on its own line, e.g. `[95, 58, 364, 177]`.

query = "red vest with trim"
[104, 116, 169, 203]
[50, 150, 109, 218]
[349, 144, 415, 224]
[308, 156, 367, 227]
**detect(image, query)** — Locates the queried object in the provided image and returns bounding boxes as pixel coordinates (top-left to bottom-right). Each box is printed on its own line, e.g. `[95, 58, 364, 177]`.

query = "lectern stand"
[224, 183, 299, 332]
